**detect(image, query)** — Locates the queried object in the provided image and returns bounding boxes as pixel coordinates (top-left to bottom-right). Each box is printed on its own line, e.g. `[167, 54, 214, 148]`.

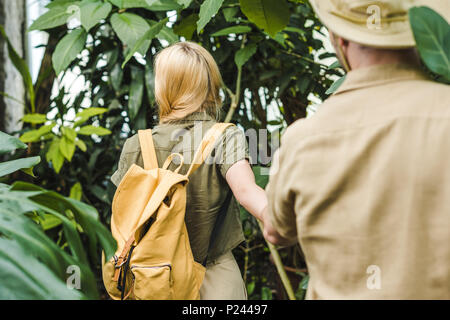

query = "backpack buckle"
[115, 257, 128, 268]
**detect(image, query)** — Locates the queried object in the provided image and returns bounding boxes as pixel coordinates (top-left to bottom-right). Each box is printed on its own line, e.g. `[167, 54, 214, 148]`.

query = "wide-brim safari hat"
[310, 0, 450, 48]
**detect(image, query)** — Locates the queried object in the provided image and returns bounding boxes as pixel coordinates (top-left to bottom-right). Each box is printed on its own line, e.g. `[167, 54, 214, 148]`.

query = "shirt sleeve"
[110, 135, 141, 187]
[216, 125, 251, 178]
[265, 125, 300, 243]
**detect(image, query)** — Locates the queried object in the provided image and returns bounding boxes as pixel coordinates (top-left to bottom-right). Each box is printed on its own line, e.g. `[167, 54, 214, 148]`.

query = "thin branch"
[224, 34, 247, 123]
[257, 221, 296, 300]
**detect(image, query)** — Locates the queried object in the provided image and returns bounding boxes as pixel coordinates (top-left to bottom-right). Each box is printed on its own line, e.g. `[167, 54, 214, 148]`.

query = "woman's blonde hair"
[154, 41, 223, 123]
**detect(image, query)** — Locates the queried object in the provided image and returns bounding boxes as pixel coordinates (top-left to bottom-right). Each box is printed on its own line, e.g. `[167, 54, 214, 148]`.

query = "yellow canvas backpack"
[102, 123, 234, 300]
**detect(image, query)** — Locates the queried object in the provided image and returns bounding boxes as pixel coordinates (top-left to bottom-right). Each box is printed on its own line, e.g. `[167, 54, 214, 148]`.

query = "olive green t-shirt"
[111, 112, 248, 264]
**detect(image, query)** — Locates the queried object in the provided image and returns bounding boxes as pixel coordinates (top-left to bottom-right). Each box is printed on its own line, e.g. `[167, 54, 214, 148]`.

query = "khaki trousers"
[199, 251, 247, 300]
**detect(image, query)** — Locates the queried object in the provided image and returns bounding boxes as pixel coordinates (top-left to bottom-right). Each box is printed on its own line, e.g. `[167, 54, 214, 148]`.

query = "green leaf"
[140, 0, 182, 11]
[173, 14, 198, 40]
[52, 28, 87, 75]
[0, 238, 85, 300]
[75, 139, 87, 152]
[300, 274, 309, 290]
[270, 32, 286, 47]
[284, 26, 305, 36]
[157, 25, 179, 45]
[329, 60, 342, 69]
[145, 57, 156, 105]
[70, 182, 83, 201]
[326, 75, 346, 95]
[10, 184, 88, 266]
[61, 127, 77, 142]
[0, 157, 41, 177]
[28, 6, 73, 31]
[20, 124, 56, 143]
[46, 0, 81, 10]
[74, 107, 108, 127]
[252, 165, 269, 188]
[121, 17, 168, 68]
[176, 0, 192, 8]
[409, 6, 450, 82]
[108, 0, 122, 7]
[38, 214, 63, 231]
[59, 135, 76, 161]
[46, 138, 65, 173]
[246, 281, 256, 295]
[0, 26, 35, 112]
[77, 125, 111, 136]
[80, 1, 112, 32]
[13, 181, 116, 264]
[261, 286, 273, 300]
[212, 25, 252, 37]
[197, 0, 225, 33]
[223, 7, 239, 22]
[22, 113, 47, 124]
[112, 0, 181, 11]
[111, 12, 151, 57]
[110, 63, 123, 92]
[10, 181, 116, 292]
[235, 43, 257, 68]
[239, 0, 290, 37]
[128, 66, 144, 120]
[0, 131, 27, 155]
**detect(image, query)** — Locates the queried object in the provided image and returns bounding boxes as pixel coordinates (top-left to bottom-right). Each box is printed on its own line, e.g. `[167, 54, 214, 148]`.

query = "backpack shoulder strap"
[185, 123, 235, 177]
[138, 129, 159, 170]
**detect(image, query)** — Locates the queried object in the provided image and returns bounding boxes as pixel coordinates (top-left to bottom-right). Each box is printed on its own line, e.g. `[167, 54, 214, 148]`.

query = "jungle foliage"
[1, 0, 448, 299]
[6, 0, 340, 300]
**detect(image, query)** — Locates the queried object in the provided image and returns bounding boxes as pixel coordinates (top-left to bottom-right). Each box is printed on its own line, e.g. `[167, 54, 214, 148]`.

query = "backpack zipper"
[131, 264, 172, 270]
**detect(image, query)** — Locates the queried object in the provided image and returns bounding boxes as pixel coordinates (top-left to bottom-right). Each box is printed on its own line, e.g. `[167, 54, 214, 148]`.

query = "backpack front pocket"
[131, 264, 173, 300]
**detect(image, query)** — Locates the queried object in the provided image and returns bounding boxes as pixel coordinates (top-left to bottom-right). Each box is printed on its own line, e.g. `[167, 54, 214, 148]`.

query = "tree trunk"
[0, 0, 26, 134]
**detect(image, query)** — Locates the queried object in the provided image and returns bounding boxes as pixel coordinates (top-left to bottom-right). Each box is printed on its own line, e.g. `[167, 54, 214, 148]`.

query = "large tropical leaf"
[121, 17, 168, 68]
[0, 209, 97, 299]
[173, 14, 198, 40]
[239, 0, 290, 37]
[11, 182, 116, 263]
[197, 0, 225, 33]
[28, 5, 74, 31]
[409, 6, 450, 82]
[0, 157, 41, 177]
[235, 43, 257, 68]
[0, 176, 115, 299]
[52, 28, 88, 75]
[80, 0, 112, 32]
[0, 239, 85, 300]
[110, 12, 151, 56]
[0, 131, 27, 155]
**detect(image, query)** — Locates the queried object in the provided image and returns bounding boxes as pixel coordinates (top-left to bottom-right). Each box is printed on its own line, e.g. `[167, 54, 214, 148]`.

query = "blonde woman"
[111, 42, 268, 300]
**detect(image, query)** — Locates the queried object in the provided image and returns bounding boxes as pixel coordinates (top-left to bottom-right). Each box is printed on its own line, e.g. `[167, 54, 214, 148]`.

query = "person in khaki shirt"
[263, 0, 450, 299]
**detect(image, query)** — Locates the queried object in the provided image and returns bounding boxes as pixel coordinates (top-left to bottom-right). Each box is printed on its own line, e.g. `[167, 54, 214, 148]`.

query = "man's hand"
[261, 206, 296, 246]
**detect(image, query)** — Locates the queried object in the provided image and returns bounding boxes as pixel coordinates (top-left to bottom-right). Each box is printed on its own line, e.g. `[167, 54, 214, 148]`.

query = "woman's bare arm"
[226, 159, 295, 246]
[225, 159, 267, 221]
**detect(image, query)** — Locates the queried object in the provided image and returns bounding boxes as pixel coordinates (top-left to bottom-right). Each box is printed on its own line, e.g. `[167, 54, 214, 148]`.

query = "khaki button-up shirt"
[111, 112, 248, 264]
[267, 64, 450, 299]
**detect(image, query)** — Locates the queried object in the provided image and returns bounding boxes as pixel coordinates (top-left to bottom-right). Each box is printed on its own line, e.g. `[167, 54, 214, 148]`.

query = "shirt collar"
[158, 111, 216, 126]
[334, 63, 430, 96]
